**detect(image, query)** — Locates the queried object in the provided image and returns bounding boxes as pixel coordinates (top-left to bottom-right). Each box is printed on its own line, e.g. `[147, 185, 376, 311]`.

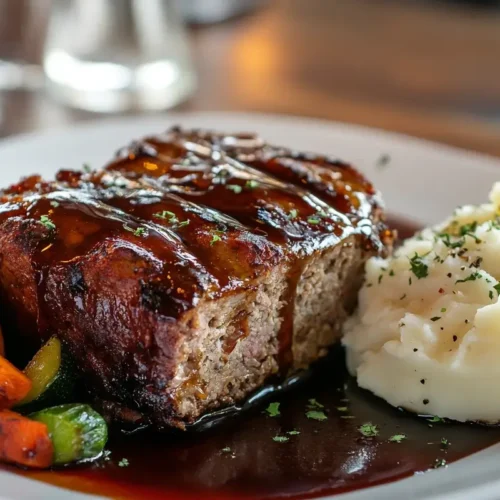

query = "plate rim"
[0, 110, 499, 166]
[0, 111, 499, 500]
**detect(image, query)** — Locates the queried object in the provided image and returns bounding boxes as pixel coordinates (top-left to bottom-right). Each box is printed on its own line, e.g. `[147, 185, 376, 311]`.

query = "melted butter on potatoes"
[343, 182, 500, 423]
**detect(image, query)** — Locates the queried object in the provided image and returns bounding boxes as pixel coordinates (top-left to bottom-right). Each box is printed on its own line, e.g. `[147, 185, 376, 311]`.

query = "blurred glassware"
[0, 0, 48, 91]
[43, 0, 196, 113]
[179, 0, 265, 24]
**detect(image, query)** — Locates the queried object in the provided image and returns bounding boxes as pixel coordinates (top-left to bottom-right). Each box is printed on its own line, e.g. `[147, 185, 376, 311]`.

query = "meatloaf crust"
[0, 128, 392, 429]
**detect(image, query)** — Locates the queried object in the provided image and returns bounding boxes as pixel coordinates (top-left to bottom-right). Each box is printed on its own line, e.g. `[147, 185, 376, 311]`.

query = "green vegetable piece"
[30, 403, 108, 465]
[18, 336, 77, 412]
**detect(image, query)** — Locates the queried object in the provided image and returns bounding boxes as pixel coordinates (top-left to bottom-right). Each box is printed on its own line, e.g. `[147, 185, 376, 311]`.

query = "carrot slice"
[0, 356, 32, 409]
[0, 409, 53, 468]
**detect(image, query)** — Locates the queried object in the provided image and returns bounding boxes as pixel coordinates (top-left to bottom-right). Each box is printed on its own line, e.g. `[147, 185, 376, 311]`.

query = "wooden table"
[1, 0, 499, 157]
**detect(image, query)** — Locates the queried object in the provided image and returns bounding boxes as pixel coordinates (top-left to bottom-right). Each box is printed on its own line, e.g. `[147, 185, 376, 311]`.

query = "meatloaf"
[0, 127, 392, 429]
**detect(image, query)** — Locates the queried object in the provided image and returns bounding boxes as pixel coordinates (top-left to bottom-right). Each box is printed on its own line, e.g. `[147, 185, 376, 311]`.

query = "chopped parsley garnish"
[440, 308, 447, 313]
[459, 221, 479, 239]
[118, 458, 129, 467]
[490, 290, 494, 300]
[210, 234, 222, 245]
[178, 220, 190, 228]
[307, 399, 324, 409]
[246, 179, 259, 189]
[265, 402, 281, 417]
[50, 201, 60, 208]
[400, 294, 406, 300]
[487, 219, 500, 232]
[289, 209, 298, 219]
[306, 410, 328, 421]
[378, 275, 383, 284]
[336, 407, 348, 412]
[456, 272, 481, 284]
[409, 253, 428, 279]
[226, 184, 243, 194]
[388, 434, 406, 443]
[123, 224, 147, 237]
[433, 458, 447, 469]
[154, 211, 178, 223]
[273, 435, 289, 443]
[221, 447, 231, 453]
[430, 316, 441, 322]
[82, 163, 91, 173]
[307, 217, 321, 225]
[440, 438, 449, 448]
[40, 215, 56, 230]
[494, 283, 500, 296]
[389, 269, 395, 277]
[427, 416, 444, 423]
[439, 233, 464, 249]
[359, 422, 379, 437]
[287, 430, 300, 435]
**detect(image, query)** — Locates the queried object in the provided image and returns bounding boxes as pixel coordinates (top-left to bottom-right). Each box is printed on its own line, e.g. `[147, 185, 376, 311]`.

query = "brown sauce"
[0, 128, 391, 429]
[0, 129, 388, 377]
[3, 216, 499, 499]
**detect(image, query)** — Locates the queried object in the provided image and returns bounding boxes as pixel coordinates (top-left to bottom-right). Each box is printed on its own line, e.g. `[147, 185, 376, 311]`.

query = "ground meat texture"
[0, 127, 392, 430]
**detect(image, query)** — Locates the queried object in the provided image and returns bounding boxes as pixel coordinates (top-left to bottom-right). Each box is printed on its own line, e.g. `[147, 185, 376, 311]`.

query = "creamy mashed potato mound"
[343, 182, 500, 423]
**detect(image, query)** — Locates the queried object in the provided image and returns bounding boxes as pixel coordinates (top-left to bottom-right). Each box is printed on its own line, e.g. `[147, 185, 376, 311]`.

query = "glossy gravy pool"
[8, 216, 500, 499]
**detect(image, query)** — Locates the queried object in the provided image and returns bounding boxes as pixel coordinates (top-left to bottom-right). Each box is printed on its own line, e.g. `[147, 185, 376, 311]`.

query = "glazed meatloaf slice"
[0, 127, 392, 429]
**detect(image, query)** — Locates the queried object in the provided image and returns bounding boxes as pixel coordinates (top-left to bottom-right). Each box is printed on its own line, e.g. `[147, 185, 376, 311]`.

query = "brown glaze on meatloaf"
[0, 128, 392, 429]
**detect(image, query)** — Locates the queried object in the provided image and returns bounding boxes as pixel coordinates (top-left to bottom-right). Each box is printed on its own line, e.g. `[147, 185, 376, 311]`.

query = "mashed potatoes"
[343, 183, 500, 423]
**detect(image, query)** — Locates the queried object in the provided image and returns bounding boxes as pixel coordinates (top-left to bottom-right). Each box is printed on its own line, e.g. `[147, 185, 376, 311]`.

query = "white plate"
[0, 112, 499, 500]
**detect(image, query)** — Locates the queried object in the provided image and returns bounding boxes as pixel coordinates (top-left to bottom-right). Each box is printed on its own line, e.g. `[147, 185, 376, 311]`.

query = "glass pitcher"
[43, 0, 196, 112]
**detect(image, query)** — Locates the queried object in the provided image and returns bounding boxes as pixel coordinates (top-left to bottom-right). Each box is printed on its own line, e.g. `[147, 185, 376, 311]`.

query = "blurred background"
[0, 0, 498, 157]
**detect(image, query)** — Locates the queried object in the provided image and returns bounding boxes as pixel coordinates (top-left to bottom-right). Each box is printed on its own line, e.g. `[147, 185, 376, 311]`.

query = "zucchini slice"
[30, 403, 108, 465]
[18, 336, 77, 412]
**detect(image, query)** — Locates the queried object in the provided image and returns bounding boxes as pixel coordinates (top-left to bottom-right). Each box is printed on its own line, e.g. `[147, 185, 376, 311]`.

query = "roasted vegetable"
[30, 403, 108, 465]
[0, 409, 53, 468]
[19, 336, 76, 412]
[0, 356, 32, 409]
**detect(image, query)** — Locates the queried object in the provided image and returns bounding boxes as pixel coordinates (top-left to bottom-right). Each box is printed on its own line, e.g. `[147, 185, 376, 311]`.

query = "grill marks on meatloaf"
[0, 128, 385, 348]
[0, 128, 390, 427]
[0, 192, 218, 315]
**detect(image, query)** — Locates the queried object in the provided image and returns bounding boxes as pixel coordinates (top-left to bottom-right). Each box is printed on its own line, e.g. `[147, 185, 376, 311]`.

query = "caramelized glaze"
[1, 210, 498, 499]
[0, 128, 389, 375]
